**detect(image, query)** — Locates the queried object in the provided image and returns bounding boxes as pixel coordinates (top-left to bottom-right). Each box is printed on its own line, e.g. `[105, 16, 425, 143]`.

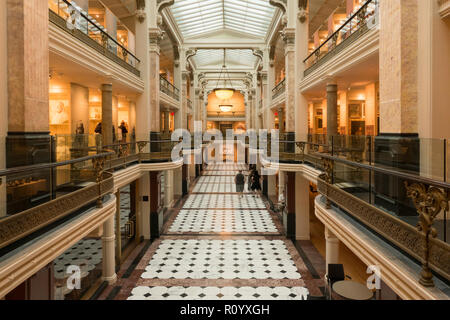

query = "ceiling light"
[214, 49, 235, 100]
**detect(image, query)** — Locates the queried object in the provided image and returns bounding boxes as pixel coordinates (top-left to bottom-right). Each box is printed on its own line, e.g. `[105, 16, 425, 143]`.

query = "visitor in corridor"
[119, 120, 128, 143]
[235, 170, 245, 198]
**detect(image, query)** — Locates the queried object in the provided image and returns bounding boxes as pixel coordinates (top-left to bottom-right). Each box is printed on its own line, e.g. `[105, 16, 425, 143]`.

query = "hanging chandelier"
[214, 49, 235, 100]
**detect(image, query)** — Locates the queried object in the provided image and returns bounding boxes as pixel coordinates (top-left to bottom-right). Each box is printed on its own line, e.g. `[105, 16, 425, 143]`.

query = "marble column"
[101, 84, 113, 146]
[0, 1, 7, 216]
[285, 171, 296, 239]
[164, 111, 170, 135]
[282, 27, 296, 144]
[138, 172, 150, 239]
[112, 96, 119, 141]
[377, 0, 420, 216]
[295, 7, 309, 142]
[135, 6, 150, 142]
[102, 215, 117, 284]
[278, 108, 285, 133]
[70, 83, 89, 135]
[295, 173, 310, 240]
[278, 171, 285, 203]
[379, 0, 418, 135]
[164, 170, 174, 208]
[6, 0, 51, 168]
[149, 28, 162, 145]
[149, 171, 161, 239]
[326, 82, 338, 138]
[180, 71, 189, 130]
[182, 164, 188, 196]
[115, 190, 122, 264]
[325, 227, 340, 275]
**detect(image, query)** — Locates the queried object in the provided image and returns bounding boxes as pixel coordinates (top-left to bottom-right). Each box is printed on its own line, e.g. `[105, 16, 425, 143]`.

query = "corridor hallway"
[98, 163, 328, 300]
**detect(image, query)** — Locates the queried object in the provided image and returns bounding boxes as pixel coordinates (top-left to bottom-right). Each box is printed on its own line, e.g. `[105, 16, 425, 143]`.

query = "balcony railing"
[303, 0, 379, 75]
[48, 0, 140, 77]
[272, 78, 286, 100]
[259, 134, 450, 286]
[160, 75, 180, 101]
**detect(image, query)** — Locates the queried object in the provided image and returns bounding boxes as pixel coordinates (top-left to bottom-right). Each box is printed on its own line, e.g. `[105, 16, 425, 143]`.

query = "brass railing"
[272, 78, 286, 100]
[160, 75, 180, 101]
[48, 0, 140, 76]
[303, 0, 379, 75]
[0, 151, 114, 250]
[318, 152, 450, 287]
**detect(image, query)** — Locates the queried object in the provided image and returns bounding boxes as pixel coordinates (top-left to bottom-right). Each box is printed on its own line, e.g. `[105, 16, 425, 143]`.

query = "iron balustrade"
[160, 75, 180, 101]
[272, 78, 286, 100]
[303, 0, 379, 73]
[48, 0, 140, 75]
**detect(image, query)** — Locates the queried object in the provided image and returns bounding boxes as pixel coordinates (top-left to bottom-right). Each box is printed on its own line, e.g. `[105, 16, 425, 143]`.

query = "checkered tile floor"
[197, 176, 247, 184]
[54, 239, 102, 280]
[129, 286, 309, 300]
[203, 170, 241, 176]
[169, 210, 277, 233]
[183, 194, 266, 209]
[123, 162, 310, 301]
[193, 182, 249, 193]
[206, 163, 247, 171]
[141, 240, 301, 280]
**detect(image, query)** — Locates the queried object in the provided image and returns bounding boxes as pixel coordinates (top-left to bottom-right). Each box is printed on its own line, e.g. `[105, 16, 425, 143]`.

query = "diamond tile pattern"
[193, 182, 249, 193]
[129, 286, 309, 300]
[183, 194, 266, 209]
[141, 240, 300, 280]
[169, 209, 277, 233]
[54, 239, 102, 280]
[206, 163, 247, 171]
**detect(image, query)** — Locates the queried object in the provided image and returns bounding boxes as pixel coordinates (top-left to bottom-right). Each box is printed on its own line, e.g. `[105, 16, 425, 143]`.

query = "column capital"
[282, 27, 296, 54]
[149, 27, 164, 53]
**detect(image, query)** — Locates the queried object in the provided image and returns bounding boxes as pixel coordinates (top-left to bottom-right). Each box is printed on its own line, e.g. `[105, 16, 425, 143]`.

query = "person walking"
[251, 170, 262, 196]
[235, 170, 245, 198]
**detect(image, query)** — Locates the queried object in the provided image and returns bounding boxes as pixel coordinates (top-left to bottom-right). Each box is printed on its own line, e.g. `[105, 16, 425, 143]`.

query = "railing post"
[92, 156, 106, 208]
[405, 182, 449, 287]
[323, 158, 334, 209]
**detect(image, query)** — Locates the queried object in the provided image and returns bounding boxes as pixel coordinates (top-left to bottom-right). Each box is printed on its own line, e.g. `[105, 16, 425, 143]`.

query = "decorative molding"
[0, 196, 116, 299]
[317, 175, 450, 283]
[157, 0, 175, 13]
[269, 0, 287, 12]
[315, 197, 449, 300]
[0, 172, 114, 250]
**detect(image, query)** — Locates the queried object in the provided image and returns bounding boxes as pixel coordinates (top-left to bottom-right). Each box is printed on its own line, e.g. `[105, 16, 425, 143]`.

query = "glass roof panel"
[192, 49, 257, 69]
[170, 0, 276, 39]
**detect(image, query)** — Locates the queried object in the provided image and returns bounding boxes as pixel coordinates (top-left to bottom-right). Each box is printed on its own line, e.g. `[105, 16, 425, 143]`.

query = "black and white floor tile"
[54, 238, 102, 280]
[141, 240, 300, 280]
[197, 176, 247, 185]
[192, 182, 249, 193]
[206, 163, 247, 171]
[169, 209, 277, 233]
[128, 286, 309, 300]
[182, 194, 266, 209]
[203, 170, 242, 176]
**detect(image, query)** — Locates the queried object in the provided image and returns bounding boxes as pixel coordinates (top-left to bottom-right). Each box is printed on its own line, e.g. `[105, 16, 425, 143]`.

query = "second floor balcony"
[160, 75, 180, 101]
[48, 0, 140, 77]
[304, 0, 379, 76]
[272, 78, 286, 100]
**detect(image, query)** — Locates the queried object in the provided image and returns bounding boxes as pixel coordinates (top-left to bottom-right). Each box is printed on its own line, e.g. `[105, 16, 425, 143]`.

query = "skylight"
[170, 0, 276, 39]
[192, 49, 258, 69]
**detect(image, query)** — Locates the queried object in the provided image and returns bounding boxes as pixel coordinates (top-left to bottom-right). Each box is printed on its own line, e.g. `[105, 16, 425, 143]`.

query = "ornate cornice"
[157, 0, 175, 13]
[269, 0, 287, 12]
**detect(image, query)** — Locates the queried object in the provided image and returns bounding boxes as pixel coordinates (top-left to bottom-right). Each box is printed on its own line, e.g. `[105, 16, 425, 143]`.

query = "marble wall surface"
[379, 0, 418, 134]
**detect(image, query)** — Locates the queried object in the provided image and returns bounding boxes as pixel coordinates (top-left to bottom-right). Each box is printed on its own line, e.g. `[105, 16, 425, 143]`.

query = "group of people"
[234, 165, 262, 198]
[94, 120, 129, 143]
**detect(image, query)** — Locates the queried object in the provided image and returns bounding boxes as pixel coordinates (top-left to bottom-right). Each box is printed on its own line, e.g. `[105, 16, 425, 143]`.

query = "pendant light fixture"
[214, 49, 235, 100]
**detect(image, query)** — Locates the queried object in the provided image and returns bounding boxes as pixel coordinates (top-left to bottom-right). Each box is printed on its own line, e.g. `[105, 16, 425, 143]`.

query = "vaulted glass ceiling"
[170, 0, 276, 39]
[192, 49, 257, 69]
